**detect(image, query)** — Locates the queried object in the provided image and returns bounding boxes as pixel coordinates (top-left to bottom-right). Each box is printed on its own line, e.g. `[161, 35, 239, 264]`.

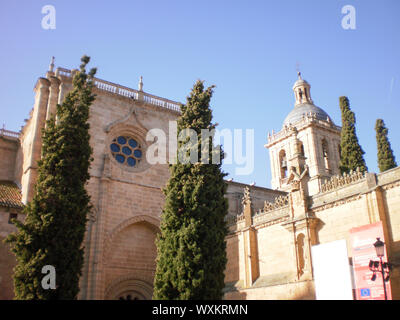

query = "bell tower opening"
[279, 150, 288, 179]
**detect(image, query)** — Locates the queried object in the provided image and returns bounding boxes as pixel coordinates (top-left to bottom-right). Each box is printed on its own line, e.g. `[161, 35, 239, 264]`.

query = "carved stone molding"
[381, 181, 400, 191]
[281, 216, 321, 233]
[104, 275, 154, 300]
[310, 194, 363, 213]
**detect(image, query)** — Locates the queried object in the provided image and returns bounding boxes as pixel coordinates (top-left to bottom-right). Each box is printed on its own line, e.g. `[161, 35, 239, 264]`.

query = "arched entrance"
[105, 278, 153, 300]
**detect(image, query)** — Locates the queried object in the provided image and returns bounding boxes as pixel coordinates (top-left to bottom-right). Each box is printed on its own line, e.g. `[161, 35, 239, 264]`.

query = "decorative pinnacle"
[138, 76, 143, 91]
[242, 186, 251, 206]
[49, 56, 55, 72]
[297, 71, 302, 80]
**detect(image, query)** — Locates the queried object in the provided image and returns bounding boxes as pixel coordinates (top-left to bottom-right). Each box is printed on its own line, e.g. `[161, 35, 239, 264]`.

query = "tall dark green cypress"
[339, 96, 367, 174]
[5, 56, 97, 299]
[375, 118, 397, 172]
[153, 80, 228, 300]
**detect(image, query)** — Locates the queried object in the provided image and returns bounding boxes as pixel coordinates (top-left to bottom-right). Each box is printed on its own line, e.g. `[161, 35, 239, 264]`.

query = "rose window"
[110, 136, 142, 167]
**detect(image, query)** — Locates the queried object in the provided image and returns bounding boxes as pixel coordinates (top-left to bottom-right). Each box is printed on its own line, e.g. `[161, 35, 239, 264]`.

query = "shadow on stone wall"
[0, 237, 16, 300]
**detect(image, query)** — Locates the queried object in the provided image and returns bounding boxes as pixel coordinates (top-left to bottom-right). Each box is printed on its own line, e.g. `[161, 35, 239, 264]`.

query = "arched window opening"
[322, 139, 330, 171]
[279, 150, 288, 178]
[298, 141, 305, 157]
[298, 89, 303, 103]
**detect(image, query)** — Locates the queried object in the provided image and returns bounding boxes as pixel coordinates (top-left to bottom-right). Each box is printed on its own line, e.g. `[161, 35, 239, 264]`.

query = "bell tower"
[265, 73, 342, 195]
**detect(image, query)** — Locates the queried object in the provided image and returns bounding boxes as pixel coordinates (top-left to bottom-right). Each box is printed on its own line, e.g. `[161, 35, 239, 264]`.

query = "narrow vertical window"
[299, 141, 305, 157]
[279, 150, 288, 178]
[322, 139, 330, 171]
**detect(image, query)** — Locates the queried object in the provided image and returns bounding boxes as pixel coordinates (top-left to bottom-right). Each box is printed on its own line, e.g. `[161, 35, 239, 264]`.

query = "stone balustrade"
[55, 67, 181, 113]
[0, 128, 20, 139]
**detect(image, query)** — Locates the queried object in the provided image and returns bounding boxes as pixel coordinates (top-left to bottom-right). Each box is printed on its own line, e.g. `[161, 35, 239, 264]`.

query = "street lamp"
[369, 237, 392, 300]
[373, 238, 385, 257]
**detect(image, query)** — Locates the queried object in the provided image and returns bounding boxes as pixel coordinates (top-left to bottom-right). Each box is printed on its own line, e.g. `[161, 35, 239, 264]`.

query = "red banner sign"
[349, 221, 392, 300]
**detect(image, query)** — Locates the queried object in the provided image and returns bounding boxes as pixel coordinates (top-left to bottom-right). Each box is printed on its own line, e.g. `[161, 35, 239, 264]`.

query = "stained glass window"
[110, 136, 142, 167]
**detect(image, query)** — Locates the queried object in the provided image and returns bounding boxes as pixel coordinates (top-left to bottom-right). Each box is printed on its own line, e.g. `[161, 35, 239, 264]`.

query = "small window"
[8, 213, 17, 224]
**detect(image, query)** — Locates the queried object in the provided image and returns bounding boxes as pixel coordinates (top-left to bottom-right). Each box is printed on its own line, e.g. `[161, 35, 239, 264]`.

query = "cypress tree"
[375, 118, 397, 172]
[339, 96, 367, 174]
[5, 56, 97, 299]
[153, 80, 228, 300]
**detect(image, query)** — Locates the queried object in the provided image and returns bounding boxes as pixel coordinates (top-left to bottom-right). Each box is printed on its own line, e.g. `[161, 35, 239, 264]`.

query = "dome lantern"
[293, 72, 313, 106]
[283, 73, 334, 127]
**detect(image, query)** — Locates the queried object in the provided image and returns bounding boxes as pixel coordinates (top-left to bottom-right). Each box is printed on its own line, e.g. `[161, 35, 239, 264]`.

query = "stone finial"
[49, 56, 55, 72]
[138, 76, 143, 91]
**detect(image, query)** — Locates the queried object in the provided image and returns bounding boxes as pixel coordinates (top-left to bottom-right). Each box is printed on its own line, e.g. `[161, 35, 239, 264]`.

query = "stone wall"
[0, 207, 23, 299]
[224, 167, 400, 300]
[74, 85, 180, 299]
[226, 181, 286, 217]
[0, 136, 18, 182]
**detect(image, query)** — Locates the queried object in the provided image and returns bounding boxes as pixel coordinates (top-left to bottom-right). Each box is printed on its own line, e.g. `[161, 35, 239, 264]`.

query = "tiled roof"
[0, 181, 24, 209]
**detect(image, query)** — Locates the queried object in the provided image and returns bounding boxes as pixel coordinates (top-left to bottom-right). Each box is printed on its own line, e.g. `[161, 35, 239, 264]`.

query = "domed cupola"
[283, 72, 334, 126]
[266, 72, 342, 195]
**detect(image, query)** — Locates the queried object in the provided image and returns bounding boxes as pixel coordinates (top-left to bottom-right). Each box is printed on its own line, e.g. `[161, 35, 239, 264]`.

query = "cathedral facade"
[1, 63, 399, 300]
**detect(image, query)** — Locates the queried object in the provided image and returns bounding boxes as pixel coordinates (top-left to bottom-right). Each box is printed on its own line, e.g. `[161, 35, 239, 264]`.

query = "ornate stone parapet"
[320, 167, 366, 193]
[263, 195, 289, 213]
[267, 112, 341, 145]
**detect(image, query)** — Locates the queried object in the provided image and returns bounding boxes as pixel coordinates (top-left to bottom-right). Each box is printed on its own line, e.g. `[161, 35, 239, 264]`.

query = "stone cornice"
[381, 181, 400, 191]
[310, 193, 363, 213]
[266, 117, 341, 148]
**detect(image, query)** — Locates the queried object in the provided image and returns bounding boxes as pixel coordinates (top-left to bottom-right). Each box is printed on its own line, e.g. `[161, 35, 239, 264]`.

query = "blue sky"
[0, 0, 399, 188]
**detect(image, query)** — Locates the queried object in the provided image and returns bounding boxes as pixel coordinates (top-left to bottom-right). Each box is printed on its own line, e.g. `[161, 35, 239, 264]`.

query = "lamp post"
[369, 237, 391, 300]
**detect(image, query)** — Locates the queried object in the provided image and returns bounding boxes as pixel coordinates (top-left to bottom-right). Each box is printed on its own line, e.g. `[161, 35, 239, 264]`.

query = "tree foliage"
[375, 118, 397, 172]
[153, 80, 228, 300]
[6, 56, 97, 299]
[339, 96, 367, 174]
